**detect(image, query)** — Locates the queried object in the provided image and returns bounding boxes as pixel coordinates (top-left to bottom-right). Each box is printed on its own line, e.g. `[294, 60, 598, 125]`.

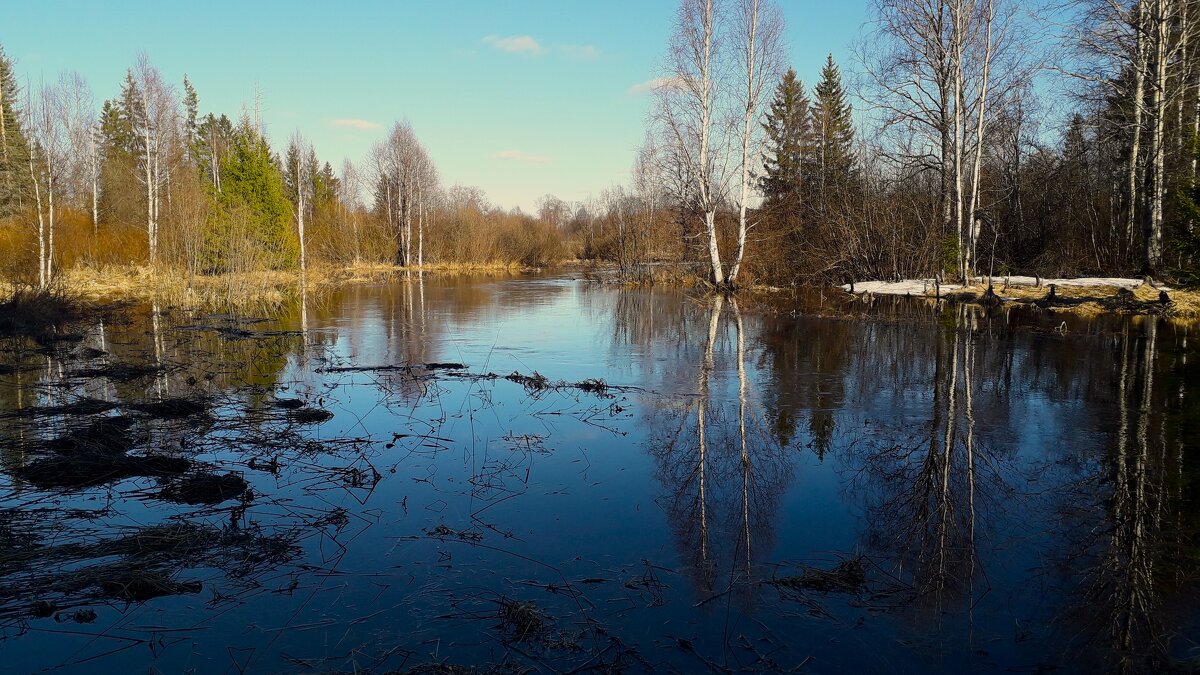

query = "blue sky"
[4, 1, 871, 211]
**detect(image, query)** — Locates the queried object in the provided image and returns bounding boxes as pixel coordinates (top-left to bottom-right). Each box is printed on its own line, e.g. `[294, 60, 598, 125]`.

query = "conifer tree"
[810, 54, 856, 206]
[208, 122, 296, 270]
[759, 68, 810, 214]
[0, 46, 29, 217]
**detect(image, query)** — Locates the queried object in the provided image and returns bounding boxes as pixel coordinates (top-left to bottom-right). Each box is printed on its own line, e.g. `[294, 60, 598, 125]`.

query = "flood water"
[0, 273, 1197, 674]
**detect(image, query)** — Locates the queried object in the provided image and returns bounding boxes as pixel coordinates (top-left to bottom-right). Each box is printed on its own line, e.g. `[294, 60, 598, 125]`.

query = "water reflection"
[0, 276, 1195, 673]
[647, 296, 794, 605]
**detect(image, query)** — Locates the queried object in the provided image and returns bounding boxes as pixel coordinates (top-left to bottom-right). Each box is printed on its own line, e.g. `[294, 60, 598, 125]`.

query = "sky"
[2, 1, 872, 212]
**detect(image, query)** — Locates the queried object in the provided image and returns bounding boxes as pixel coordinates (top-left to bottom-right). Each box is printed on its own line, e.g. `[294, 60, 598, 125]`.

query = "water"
[0, 273, 1196, 673]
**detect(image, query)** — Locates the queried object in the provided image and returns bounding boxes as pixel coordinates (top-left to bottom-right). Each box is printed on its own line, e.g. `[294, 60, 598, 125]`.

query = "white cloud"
[627, 76, 686, 95]
[558, 44, 600, 59]
[493, 150, 552, 165]
[482, 35, 543, 55]
[330, 118, 381, 130]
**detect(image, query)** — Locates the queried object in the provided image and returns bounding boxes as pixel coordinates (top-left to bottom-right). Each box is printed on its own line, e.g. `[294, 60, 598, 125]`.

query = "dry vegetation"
[948, 281, 1200, 320]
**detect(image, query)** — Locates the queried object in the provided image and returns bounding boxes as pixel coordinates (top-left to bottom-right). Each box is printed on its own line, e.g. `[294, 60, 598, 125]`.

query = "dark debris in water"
[159, 472, 248, 505]
[772, 557, 868, 594]
[288, 407, 334, 424]
[128, 396, 210, 419]
[18, 453, 191, 490]
[71, 362, 165, 383]
[426, 524, 483, 542]
[0, 397, 119, 419]
[497, 596, 548, 643]
[98, 570, 203, 602]
[273, 398, 307, 410]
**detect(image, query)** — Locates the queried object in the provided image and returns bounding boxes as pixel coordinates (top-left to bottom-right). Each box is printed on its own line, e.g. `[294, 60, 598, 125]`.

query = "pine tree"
[810, 55, 856, 205]
[759, 68, 811, 214]
[0, 45, 29, 217]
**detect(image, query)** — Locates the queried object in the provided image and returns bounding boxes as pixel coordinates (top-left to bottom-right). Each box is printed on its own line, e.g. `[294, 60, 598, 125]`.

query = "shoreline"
[5, 264, 1198, 321]
[839, 276, 1200, 321]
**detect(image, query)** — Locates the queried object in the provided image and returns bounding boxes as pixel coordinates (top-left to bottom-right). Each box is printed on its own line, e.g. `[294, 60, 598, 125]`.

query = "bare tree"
[24, 80, 70, 286]
[867, 0, 1022, 281]
[729, 0, 785, 284]
[131, 54, 179, 266]
[287, 130, 312, 274]
[656, 0, 733, 287]
[372, 121, 436, 267]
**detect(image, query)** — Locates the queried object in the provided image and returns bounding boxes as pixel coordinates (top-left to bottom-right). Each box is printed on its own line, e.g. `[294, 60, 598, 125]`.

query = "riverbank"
[0, 262, 537, 312]
[840, 276, 1200, 320]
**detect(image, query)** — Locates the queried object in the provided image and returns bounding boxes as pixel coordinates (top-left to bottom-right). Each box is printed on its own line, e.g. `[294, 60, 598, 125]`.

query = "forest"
[1, 0, 1199, 297]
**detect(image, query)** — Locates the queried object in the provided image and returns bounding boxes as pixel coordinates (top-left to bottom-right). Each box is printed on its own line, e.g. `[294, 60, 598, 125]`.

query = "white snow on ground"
[839, 279, 964, 295]
[840, 276, 1161, 296]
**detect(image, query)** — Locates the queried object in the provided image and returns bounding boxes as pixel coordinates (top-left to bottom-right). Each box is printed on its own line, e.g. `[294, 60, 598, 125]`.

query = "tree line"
[0, 49, 563, 287]
[572, 0, 1200, 287]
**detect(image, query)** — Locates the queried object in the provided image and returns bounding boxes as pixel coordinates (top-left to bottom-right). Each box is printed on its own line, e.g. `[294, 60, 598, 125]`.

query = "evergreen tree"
[96, 73, 146, 226]
[759, 68, 811, 213]
[195, 112, 234, 191]
[207, 122, 296, 271]
[0, 45, 29, 217]
[182, 75, 199, 161]
[810, 55, 856, 203]
[314, 161, 339, 208]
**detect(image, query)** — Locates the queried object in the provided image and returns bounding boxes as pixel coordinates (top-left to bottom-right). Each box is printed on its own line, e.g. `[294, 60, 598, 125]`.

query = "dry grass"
[51, 261, 544, 312]
[60, 265, 295, 312]
[962, 281, 1200, 321]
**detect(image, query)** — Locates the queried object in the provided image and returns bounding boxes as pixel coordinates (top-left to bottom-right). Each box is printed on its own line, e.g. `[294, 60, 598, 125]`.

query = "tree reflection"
[646, 295, 795, 600]
[852, 305, 992, 605]
[1054, 317, 1200, 671]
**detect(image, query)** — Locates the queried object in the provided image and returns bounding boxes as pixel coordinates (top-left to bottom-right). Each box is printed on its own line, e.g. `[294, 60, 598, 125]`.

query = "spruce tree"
[182, 75, 199, 161]
[0, 45, 29, 217]
[208, 122, 297, 270]
[759, 68, 811, 213]
[810, 54, 856, 204]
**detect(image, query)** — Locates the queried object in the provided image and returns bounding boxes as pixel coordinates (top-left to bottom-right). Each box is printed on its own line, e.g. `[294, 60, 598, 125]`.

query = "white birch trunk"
[729, 0, 759, 286]
[966, 0, 995, 277]
[1128, 1, 1147, 254]
[700, 0, 725, 288]
[952, 0, 967, 281]
[1146, 0, 1168, 272]
[28, 147, 46, 287]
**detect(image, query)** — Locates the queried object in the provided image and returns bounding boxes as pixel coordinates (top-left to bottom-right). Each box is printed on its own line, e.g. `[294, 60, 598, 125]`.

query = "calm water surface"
[0, 273, 1197, 673]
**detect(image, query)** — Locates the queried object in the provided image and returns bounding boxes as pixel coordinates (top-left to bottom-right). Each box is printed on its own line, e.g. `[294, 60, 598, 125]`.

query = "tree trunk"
[699, 0, 725, 288]
[729, 0, 760, 287]
[966, 0, 996, 278]
[1145, 0, 1167, 274]
[952, 0, 967, 282]
[1128, 1, 1148, 260]
[28, 148, 46, 287]
[90, 129, 99, 233]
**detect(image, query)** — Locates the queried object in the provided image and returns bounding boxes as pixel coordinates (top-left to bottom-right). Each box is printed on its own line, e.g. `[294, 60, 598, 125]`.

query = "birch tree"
[130, 55, 178, 266]
[868, 0, 1020, 281]
[728, 0, 785, 284]
[285, 131, 312, 274]
[59, 71, 99, 230]
[25, 81, 69, 286]
[656, 0, 731, 287]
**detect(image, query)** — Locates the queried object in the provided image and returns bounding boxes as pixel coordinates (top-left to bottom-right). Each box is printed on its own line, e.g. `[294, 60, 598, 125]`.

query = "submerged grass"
[0, 284, 90, 338]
